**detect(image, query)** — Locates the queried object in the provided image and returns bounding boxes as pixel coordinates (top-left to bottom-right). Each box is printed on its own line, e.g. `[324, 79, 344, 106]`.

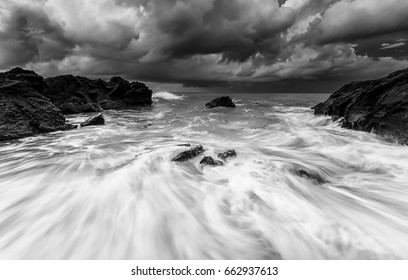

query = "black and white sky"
[1, 0, 408, 92]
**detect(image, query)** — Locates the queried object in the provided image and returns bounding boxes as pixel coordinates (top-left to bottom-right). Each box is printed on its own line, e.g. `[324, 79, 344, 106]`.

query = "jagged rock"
[314, 68, 408, 144]
[80, 114, 105, 127]
[0, 67, 45, 92]
[0, 67, 153, 140]
[200, 156, 224, 166]
[42, 75, 152, 113]
[205, 96, 236, 108]
[172, 145, 205, 162]
[0, 79, 72, 141]
[295, 169, 327, 184]
[218, 150, 237, 161]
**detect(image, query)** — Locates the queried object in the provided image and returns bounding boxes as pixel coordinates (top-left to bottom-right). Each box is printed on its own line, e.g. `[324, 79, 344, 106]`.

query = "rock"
[0, 79, 72, 141]
[218, 150, 237, 161]
[314, 68, 408, 144]
[295, 169, 327, 184]
[42, 75, 152, 113]
[0, 67, 45, 92]
[80, 114, 105, 127]
[200, 156, 224, 166]
[205, 96, 236, 108]
[172, 145, 205, 162]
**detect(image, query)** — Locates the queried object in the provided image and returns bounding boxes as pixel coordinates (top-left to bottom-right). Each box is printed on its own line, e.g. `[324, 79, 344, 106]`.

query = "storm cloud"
[1, 0, 408, 92]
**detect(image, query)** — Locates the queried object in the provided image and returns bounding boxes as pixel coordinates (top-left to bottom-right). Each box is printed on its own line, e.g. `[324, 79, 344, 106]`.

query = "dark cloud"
[1, 0, 408, 92]
[0, 6, 74, 67]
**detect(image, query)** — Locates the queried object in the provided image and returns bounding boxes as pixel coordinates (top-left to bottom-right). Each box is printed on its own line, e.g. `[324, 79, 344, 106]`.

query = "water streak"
[1, 93, 408, 259]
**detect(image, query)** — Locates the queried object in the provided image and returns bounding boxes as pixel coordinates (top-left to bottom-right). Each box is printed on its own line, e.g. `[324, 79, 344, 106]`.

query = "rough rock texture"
[0, 67, 153, 140]
[314, 68, 408, 143]
[172, 145, 205, 162]
[43, 75, 153, 114]
[205, 96, 236, 108]
[218, 150, 237, 161]
[200, 156, 224, 166]
[80, 114, 105, 127]
[0, 79, 72, 141]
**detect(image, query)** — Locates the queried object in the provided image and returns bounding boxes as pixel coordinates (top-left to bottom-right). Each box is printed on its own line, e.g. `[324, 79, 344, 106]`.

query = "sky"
[0, 0, 408, 93]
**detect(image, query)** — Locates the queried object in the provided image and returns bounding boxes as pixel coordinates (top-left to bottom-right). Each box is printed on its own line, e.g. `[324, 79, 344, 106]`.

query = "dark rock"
[172, 145, 205, 162]
[205, 96, 236, 108]
[177, 143, 191, 147]
[80, 114, 105, 127]
[42, 74, 152, 113]
[0, 80, 72, 141]
[0, 67, 153, 140]
[200, 156, 224, 166]
[314, 68, 408, 144]
[0, 67, 45, 92]
[218, 150, 237, 161]
[295, 169, 327, 184]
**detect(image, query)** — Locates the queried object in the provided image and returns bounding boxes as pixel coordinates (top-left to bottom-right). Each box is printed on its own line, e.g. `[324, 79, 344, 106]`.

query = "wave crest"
[153, 91, 184, 100]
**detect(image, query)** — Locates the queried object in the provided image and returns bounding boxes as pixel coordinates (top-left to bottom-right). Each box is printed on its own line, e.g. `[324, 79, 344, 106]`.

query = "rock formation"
[205, 96, 236, 108]
[0, 79, 73, 141]
[200, 156, 224, 166]
[314, 68, 408, 144]
[172, 145, 205, 162]
[0, 67, 153, 141]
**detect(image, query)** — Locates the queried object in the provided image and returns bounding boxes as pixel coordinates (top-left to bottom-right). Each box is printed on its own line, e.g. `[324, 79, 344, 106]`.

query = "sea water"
[1, 92, 408, 259]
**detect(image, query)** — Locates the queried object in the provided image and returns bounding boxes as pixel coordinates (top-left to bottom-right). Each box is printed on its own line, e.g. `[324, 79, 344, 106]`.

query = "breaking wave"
[152, 91, 184, 100]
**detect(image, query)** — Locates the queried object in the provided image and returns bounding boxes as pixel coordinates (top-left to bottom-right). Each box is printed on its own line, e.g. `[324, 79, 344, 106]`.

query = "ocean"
[1, 92, 408, 259]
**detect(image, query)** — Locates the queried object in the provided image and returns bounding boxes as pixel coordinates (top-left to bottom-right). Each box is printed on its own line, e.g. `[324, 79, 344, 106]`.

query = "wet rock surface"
[172, 145, 205, 162]
[205, 96, 236, 108]
[218, 150, 237, 161]
[314, 68, 408, 144]
[0, 67, 153, 140]
[80, 114, 105, 127]
[200, 156, 224, 166]
[295, 169, 327, 184]
[0, 79, 72, 141]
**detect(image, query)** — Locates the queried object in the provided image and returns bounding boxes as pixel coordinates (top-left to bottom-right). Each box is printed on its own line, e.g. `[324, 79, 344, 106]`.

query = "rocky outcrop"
[0, 79, 73, 141]
[200, 156, 224, 166]
[80, 114, 105, 127]
[205, 96, 236, 108]
[43, 75, 153, 114]
[0, 67, 153, 141]
[218, 150, 237, 161]
[314, 68, 408, 144]
[172, 145, 205, 162]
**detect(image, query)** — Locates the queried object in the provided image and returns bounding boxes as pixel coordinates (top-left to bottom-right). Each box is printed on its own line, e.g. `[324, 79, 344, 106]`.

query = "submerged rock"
[172, 145, 205, 162]
[295, 169, 327, 184]
[80, 113, 105, 127]
[314, 68, 408, 144]
[205, 96, 236, 108]
[0, 79, 72, 141]
[200, 156, 224, 166]
[218, 150, 237, 161]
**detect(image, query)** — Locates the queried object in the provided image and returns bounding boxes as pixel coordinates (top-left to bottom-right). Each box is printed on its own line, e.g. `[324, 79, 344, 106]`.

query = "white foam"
[152, 91, 184, 100]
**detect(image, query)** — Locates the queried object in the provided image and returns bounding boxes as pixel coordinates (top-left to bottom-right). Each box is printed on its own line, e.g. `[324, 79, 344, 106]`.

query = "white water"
[152, 91, 184, 100]
[1, 93, 408, 259]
